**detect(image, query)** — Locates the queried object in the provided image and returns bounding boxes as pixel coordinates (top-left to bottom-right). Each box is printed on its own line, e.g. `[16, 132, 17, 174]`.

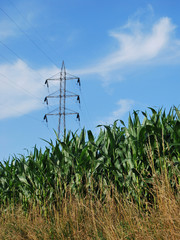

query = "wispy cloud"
[0, 3, 40, 41]
[74, 16, 180, 79]
[0, 19, 18, 40]
[0, 60, 58, 120]
[1, 7, 180, 120]
[99, 99, 134, 125]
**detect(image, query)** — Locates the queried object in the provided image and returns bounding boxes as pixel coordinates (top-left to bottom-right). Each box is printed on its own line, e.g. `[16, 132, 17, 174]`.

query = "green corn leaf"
[88, 130, 94, 142]
[18, 176, 29, 186]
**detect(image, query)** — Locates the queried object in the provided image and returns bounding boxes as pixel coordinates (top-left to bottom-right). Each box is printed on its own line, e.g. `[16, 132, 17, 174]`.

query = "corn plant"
[0, 106, 179, 209]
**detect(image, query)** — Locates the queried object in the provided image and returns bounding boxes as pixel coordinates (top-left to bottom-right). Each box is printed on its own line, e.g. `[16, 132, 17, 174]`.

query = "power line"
[0, 39, 22, 61]
[0, 5, 92, 135]
[0, 100, 42, 123]
[0, 52, 13, 63]
[0, 101, 55, 140]
[0, 72, 43, 103]
[0, 70, 58, 113]
[0, 39, 59, 101]
[0, 6, 65, 107]
[7, 0, 61, 67]
[0, 39, 47, 85]
[0, 41, 61, 115]
[0, 6, 59, 68]
[79, 88, 94, 130]
[0, 36, 61, 93]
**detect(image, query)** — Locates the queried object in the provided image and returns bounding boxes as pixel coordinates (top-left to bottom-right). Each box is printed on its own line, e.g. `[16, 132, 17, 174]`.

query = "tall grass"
[0, 106, 179, 239]
[0, 169, 179, 239]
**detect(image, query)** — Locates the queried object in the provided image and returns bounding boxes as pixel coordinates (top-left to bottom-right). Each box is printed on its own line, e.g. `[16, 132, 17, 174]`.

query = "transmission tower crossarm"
[44, 61, 81, 139]
[45, 77, 79, 81]
[66, 94, 79, 98]
[45, 95, 61, 99]
[66, 77, 79, 80]
[46, 78, 60, 81]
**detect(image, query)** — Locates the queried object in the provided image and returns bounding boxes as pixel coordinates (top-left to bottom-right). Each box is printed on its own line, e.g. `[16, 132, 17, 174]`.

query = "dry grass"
[0, 174, 179, 240]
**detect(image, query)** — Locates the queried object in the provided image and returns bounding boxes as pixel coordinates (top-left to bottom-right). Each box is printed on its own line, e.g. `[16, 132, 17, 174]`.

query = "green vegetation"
[0, 106, 179, 239]
[0, 178, 179, 240]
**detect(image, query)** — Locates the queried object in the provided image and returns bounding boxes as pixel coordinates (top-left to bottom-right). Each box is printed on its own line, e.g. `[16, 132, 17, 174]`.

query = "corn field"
[0, 107, 179, 209]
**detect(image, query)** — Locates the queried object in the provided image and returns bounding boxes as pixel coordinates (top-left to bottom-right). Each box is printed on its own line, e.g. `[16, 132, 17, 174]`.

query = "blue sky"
[0, 0, 180, 160]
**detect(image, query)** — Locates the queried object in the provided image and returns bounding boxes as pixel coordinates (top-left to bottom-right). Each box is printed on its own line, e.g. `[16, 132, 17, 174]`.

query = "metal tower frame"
[44, 61, 81, 138]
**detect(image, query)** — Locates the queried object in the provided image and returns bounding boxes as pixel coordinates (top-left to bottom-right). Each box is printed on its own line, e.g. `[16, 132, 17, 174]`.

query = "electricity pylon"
[44, 61, 81, 138]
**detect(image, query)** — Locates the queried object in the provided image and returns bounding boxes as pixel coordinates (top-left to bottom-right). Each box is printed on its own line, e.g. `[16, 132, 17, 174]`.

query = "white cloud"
[1, 9, 180, 120]
[0, 4, 40, 41]
[0, 19, 18, 40]
[0, 59, 59, 120]
[73, 17, 179, 79]
[100, 99, 134, 125]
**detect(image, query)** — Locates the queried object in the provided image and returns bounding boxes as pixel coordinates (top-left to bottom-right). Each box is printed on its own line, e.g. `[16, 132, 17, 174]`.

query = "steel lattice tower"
[44, 61, 80, 138]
